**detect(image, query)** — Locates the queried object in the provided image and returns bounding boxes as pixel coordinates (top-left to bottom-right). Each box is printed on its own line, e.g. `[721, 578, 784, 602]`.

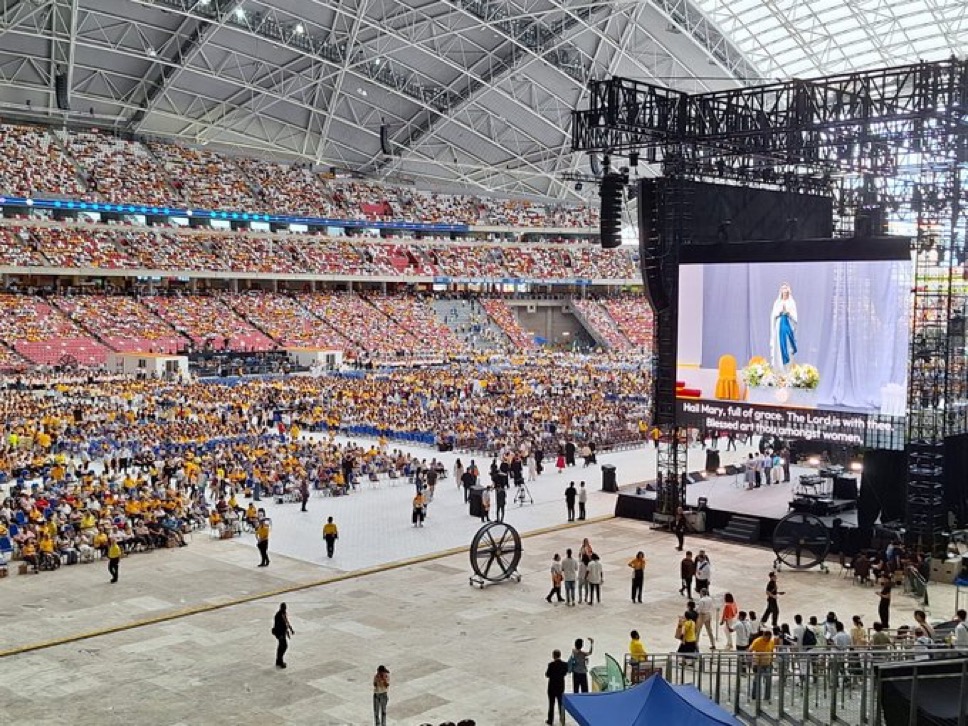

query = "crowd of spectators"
[147, 141, 256, 211]
[0, 124, 599, 228]
[366, 295, 464, 354]
[481, 299, 536, 350]
[0, 294, 111, 365]
[0, 288, 654, 364]
[30, 225, 137, 269]
[0, 356, 651, 488]
[66, 133, 174, 206]
[572, 300, 633, 351]
[221, 292, 343, 349]
[142, 295, 276, 352]
[0, 220, 637, 279]
[0, 124, 86, 199]
[0, 227, 46, 267]
[53, 295, 188, 354]
[602, 297, 655, 351]
[294, 293, 416, 359]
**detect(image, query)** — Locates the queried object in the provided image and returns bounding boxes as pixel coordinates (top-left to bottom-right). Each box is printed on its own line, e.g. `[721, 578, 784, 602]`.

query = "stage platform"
[617, 464, 860, 547]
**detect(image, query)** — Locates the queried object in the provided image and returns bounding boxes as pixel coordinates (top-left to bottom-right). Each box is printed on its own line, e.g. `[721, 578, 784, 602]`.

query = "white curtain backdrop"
[695, 260, 911, 411]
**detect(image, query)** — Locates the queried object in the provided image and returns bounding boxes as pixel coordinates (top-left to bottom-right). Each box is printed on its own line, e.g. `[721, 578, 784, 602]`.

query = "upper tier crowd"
[0, 124, 598, 228]
[0, 221, 637, 280]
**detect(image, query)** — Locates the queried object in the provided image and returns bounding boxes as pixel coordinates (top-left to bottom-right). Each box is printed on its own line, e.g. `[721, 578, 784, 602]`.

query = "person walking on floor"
[763, 571, 784, 627]
[694, 551, 711, 593]
[586, 554, 603, 605]
[577, 482, 587, 521]
[721, 592, 738, 650]
[679, 550, 695, 598]
[256, 518, 271, 567]
[373, 665, 390, 726]
[696, 589, 717, 649]
[272, 602, 294, 668]
[571, 638, 594, 692]
[673, 507, 687, 551]
[107, 537, 122, 583]
[562, 549, 578, 606]
[577, 556, 589, 604]
[545, 649, 568, 726]
[322, 516, 338, 558]
[565, 482, 577, 522]
[546, 553, 564, 603]
[299, 480, 310, 512]
[628, 551, 646, 603]
[412, 491, 426, 527]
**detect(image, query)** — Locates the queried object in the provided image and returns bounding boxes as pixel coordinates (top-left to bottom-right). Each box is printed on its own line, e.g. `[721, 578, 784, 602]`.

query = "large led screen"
[676, 259, 911, 417]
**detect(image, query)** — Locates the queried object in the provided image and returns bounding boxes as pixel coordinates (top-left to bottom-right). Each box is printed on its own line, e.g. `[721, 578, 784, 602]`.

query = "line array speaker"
[55, 73, 70, 111]
[598, 172, 623, 249]
[380, 124, 391, 156]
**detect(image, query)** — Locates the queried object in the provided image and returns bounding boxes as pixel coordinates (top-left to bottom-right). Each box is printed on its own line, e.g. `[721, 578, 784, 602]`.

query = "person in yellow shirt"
[749, 629, 775, 701]
[245, 503, 257, 526]
[628, 630, 647, 663]
[21, 540, 39, 572]
[107, 537, 122, 583]
[256, 520, 270, 567]
[322, 517, 338, 559]
[628, 551, 646, 604]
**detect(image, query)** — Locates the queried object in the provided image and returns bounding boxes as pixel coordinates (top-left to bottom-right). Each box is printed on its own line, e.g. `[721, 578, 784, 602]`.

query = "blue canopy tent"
[564, 675, 742, 726]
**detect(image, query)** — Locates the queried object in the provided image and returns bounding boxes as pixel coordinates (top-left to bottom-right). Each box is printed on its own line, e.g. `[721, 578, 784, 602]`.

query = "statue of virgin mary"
[770, 282, 798, 370]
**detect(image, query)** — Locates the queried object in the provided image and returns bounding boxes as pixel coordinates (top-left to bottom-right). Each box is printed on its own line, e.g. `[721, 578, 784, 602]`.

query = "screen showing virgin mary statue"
[676, 259, 911, 414]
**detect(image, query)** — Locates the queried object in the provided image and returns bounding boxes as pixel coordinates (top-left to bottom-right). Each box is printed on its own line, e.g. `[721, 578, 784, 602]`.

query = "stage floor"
[625, 464, 859, 527]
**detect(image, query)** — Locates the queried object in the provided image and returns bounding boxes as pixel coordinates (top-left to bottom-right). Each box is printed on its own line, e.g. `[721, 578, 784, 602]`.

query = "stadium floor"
[0, 439, 959, 725]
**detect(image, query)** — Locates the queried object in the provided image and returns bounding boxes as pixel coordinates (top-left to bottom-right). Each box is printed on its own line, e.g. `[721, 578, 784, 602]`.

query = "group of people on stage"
[744, 448, 791, 489]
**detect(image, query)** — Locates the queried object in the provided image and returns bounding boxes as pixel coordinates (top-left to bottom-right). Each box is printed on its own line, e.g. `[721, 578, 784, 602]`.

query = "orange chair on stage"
[714, 354, 741, 400]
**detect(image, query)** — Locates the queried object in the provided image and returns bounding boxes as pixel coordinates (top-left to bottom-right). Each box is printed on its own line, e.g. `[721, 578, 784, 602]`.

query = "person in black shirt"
[461, 468, 476, 503]
[495, 486, 507, 522]
[565, 482, 577, 522]
[673, 508, 687, 551]
[877, 576, 892, 628]
[545, 649, 569, 726]
[272, 602, 294, 668]
[763, 571, 784, 627]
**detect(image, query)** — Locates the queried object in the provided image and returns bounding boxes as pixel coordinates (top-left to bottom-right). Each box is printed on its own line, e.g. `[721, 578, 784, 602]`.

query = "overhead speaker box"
[380, 125, 391, 156]
[598, 172, 623, 249]
[589, 152, 601, 177]
[55, 73, 70, 111]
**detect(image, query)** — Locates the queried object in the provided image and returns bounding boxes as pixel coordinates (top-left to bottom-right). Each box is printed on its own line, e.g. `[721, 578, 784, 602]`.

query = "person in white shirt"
[954, 609, 968, 648]
[913, 627, 934, 660]
[695, 552, 711, 593]
[831, 622, 852, 649]
[586, 554, 604, 605]
[696, 589, 717, 648]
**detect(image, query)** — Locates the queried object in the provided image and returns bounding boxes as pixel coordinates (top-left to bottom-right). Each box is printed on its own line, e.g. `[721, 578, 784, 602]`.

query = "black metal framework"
[574, 59, 968, 550]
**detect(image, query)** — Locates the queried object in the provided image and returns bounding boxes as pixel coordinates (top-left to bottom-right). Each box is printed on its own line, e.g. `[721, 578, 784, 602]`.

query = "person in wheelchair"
[38, 533, 61, 570]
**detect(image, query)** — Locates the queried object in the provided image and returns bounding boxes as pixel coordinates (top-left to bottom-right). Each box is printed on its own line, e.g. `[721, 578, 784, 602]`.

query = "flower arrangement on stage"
[740, 361, 776, 388]
[788, 363, 820, 390]
[740, 361, 820, 390]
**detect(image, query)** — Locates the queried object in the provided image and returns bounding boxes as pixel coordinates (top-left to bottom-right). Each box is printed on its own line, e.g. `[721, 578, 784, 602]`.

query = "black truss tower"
[574, 59, 968, 549]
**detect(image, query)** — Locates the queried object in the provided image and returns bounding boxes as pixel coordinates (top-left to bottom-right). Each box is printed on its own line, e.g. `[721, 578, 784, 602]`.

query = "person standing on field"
[322, 516, 338, 558]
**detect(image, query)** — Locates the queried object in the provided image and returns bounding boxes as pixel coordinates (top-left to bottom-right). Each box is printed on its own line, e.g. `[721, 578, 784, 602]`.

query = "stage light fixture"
[808, 457, 820, 467]
[850, 462, 863, 473]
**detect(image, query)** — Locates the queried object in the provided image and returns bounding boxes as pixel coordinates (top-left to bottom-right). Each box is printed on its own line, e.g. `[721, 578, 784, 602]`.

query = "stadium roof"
[0, 0, 964, 199]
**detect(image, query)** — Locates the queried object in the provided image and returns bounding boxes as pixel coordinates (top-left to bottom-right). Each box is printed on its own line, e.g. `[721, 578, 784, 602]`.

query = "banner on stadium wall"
[675, 399, 898, 446]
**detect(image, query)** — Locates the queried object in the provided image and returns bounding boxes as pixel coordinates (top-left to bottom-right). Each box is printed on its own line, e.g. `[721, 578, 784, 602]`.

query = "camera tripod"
[515, 481, 534, 506]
